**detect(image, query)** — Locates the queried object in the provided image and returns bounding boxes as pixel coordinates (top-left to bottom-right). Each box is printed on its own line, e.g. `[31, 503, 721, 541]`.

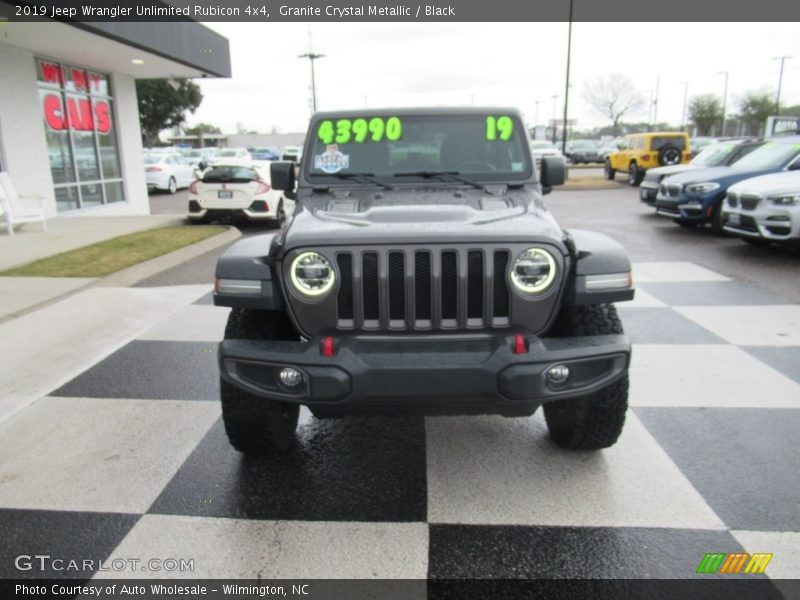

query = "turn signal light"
[254, 181, 271, 195]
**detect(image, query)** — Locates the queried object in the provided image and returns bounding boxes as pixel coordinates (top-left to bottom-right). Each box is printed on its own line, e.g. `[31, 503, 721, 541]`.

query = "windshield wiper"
[333, 172, 394, 190]
[392, 171, 484, 190]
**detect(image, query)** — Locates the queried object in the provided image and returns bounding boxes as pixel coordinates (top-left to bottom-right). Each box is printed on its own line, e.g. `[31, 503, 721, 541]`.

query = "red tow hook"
[322, 336, 336, 357]
[513, 334, 527, 355]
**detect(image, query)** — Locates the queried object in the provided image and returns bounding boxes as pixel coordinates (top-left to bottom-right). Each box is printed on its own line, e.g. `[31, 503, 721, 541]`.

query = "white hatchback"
[187, 163, 291, 227]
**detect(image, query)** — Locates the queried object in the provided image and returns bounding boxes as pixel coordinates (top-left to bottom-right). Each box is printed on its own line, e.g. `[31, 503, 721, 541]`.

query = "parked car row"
[636, 135, 800, 247]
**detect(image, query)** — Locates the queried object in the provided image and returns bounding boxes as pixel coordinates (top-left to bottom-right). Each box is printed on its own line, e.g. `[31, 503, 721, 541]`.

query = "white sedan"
[187, 163, 291, 227]
[145, 152, 195, 194]
[722, 171, 800, 247]
[209, 148, 252, 166]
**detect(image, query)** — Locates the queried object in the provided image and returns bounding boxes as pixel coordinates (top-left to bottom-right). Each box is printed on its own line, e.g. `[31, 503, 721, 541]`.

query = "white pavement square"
[0, 397, 219, 514]
[101, 515, 429, 579]
[632, 262, 730, 283]
[676, 305, 800, 346]
[732, 530, 800, 579]
[139, 303, 230, 342]
[629, 345, 800, 408]
[425, 411, 725, 530]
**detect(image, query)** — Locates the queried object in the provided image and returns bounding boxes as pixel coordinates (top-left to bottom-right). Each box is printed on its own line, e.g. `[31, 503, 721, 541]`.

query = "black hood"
[280, 186, 566, 251]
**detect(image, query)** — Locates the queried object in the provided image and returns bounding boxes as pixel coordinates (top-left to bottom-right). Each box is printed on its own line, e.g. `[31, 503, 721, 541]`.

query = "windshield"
[182, 150, 201, 158]
[691, 143, 735, 166]
[306, 113, 532, 182]
[531, 141, 555, 149]
[569, 140, 595, 149]
[217, 150, 239, 157]
[144, 155, 165, 164]
[732, 141, 800, 170]
[202, 165, 259, 183]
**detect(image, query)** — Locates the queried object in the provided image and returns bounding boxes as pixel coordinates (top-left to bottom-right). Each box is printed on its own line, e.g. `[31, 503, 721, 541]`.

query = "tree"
[688, 94, 724, 136]
[136, 78, 202, 146]
[737, 90, 777, 136]
[582, 74, 645, 135]
[184, 122, 221, 135]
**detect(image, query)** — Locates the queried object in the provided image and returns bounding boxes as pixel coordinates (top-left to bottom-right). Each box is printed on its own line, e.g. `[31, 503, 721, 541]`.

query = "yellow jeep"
[605, 132, 691, 186]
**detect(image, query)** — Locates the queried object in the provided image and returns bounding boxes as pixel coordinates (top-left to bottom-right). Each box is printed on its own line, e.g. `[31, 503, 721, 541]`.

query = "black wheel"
[658, 145, 682, 166]
[674, 218, 698, 228]
[269, 200, 286, 229]
[167, 177, 177, 194]
[627, 162, 643, 186]
[604, 159, 616, 180]
[711, 201, 726, 235]
[742, 237, 771, 248]
[544, 304, 628, 450]
[220, 309, 300, 455]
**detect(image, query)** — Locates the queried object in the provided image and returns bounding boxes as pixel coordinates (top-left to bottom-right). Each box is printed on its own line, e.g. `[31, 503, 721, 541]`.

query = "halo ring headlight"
[510, 247, 557, 295]
[290, 251, 335, 297]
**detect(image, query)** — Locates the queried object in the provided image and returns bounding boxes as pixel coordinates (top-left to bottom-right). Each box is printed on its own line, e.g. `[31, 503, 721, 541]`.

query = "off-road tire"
[220, 308, 300, 455]
[544, 304, 629, 450]
[658, 144, 682, 166]
[604, 159, 616, 180]
[628, 162, 643, 186]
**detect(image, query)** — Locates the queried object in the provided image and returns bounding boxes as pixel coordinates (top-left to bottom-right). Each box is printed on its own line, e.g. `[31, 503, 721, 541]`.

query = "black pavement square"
[635, 407, 800, 532]
[52, 341, 219, 400]
[615, 307, 725, 344]
[742, 346, 800, 385]
[428, 524, 769, 581]
[149, 416, 427, 522]
[0, 509, 139, 579]
[638, 281, 783, 307]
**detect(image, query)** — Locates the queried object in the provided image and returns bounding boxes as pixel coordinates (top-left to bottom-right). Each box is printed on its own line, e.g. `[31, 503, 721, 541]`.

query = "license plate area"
[218, 190, 233, 199]
[728, 213, 741, 226]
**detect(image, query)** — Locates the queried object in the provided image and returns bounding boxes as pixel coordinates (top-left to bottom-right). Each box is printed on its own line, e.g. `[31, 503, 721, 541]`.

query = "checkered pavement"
[1, 261, 799, 589]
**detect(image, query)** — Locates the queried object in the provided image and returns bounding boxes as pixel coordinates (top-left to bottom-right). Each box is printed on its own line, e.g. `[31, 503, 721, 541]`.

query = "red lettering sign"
[71, 68, 88, 91]
[40, 62, 65, 86]
[43, 94, 111, 134]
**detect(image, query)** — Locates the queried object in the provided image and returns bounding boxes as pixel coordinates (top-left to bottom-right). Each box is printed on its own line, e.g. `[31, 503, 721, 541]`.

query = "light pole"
[717, 71, 729, 136]
[772, 56, 793, 115]
[653, 76, 660, 125]
[534, 100, 540, 127]
[680, 81, 689, 132]
[560, 0, 574, 155]
[298, 52, 324, 114]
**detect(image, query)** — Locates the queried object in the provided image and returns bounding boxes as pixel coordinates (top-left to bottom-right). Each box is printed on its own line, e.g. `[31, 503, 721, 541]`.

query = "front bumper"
[722, 204, 800, 244]
[655, 195, 709, 222]
[219, 332, 630, 416]
[639, 181, 659, 205]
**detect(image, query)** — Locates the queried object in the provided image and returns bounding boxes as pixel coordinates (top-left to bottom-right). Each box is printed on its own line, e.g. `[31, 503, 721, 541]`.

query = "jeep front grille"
[335, 247, 511, 331]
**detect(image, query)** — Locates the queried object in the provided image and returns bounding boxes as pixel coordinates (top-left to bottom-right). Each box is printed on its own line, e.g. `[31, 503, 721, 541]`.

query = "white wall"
[0, 43, 150, 217]
[0, 44, 55, 215]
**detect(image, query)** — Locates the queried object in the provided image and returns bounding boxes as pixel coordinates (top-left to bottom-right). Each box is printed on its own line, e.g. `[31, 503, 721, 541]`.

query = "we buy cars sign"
[39, 61, 111, 134]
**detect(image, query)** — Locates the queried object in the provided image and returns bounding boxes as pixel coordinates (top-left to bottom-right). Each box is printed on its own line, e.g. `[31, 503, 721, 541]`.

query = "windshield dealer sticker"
[314, 145, 350, 174]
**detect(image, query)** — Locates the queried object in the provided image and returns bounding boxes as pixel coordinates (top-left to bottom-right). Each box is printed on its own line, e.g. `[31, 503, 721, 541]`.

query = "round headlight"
[510, 248, 557, 295]
[289, 251, 335, 297]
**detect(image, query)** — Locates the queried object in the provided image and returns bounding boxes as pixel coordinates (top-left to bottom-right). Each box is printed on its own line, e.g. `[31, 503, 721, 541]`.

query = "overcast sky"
[190, 22, 800, 135]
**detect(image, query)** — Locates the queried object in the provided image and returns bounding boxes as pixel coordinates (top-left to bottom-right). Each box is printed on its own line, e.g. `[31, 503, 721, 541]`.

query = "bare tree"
[582, 74, 644, 135]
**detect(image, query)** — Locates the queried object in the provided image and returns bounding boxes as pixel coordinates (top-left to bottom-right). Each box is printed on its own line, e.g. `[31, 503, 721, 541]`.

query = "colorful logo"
[696, 552, 773, 574]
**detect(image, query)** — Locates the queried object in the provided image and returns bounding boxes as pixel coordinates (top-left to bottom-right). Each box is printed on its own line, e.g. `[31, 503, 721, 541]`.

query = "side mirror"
[197, 161, 207, 171]
[540, 155, 566, 189]
[270, 161, 296, 192]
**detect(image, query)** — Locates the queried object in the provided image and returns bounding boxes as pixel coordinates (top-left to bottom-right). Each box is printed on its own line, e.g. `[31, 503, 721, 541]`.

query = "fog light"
[547, 364, 570, 384]
[279, 367, 303, 388]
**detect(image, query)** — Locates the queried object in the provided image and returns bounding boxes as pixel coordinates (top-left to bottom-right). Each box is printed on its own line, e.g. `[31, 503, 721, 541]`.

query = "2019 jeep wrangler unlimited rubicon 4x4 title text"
[213, 108, 635, 455]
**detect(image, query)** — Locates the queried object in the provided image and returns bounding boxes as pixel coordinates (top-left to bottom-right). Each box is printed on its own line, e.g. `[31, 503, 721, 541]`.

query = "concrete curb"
[0, 226, 240, 323]
[94, 225, 240, 288]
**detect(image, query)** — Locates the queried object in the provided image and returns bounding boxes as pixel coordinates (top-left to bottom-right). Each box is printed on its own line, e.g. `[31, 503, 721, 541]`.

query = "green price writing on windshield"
[318, 117, 403, 144]
[486, 115, 514, 141]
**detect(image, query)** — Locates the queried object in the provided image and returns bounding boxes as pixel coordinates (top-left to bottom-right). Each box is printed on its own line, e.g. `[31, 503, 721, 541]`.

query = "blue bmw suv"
[655, 136, 800, 232]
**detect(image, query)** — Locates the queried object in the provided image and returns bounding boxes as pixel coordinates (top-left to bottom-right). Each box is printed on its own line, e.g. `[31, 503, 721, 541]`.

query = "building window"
[36, 59, 124, 212]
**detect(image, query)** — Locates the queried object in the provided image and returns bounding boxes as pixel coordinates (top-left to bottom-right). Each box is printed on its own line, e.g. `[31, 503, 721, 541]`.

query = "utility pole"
[551, 94, 559, 143]
[560, 0, 574, 155]
[772, 56, 792, 115]
[717, 71, 729, 136]
[680, 81, 689, 132]
[652, 76, 660, 125]
[298, 30, 324, 114]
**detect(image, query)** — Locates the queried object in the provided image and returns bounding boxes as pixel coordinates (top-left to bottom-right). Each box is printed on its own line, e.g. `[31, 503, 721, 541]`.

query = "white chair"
[0, 172, 48, 235]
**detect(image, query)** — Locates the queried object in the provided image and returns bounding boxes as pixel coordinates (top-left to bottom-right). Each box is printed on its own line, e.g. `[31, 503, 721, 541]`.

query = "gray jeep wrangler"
[213, 107, 634, 455]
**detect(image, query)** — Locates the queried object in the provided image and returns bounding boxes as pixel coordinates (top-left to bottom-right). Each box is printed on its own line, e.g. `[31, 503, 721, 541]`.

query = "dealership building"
[0, 15, 230, 216]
